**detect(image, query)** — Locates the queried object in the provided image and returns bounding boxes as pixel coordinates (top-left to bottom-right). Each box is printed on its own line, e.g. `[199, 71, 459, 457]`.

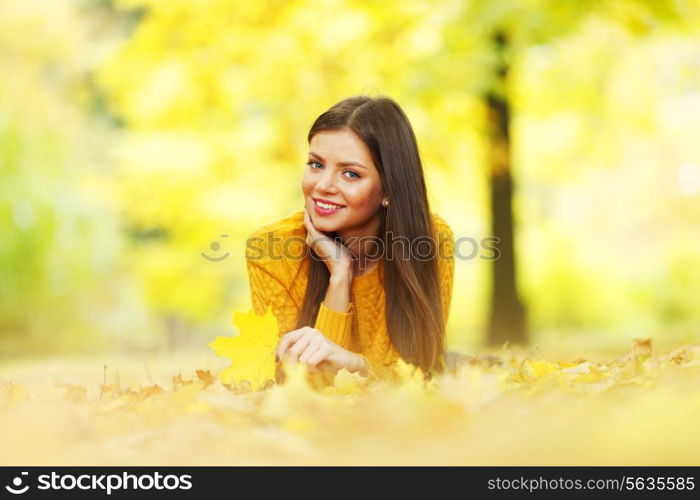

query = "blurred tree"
[96, 0, 477, 342]
[2, 0, 699, 357]
[0, 0, 149, 354]
[450, 0, 689, 346]
[97, 0, 700, 350]
[485, 29, 528, 346]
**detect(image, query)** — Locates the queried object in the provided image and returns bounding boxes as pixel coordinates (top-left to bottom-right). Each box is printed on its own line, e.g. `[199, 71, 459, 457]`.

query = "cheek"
[345, 184, 380, 208]
[300, 174, 314, 194]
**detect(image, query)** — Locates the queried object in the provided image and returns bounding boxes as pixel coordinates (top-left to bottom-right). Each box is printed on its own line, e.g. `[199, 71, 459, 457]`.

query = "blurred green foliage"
[1, 0, 699, 356]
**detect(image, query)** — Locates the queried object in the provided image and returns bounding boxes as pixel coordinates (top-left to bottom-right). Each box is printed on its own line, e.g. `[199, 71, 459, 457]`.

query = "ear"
[380, 191, 389, 205]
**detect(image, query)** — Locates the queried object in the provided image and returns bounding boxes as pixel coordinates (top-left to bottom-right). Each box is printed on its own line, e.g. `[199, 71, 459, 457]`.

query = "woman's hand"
[275, 326, 366, 375]
[304, 206, 354, 279]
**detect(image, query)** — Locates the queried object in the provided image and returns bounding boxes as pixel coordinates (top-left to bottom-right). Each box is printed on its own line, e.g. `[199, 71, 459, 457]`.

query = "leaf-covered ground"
[1, 340, 699, 465]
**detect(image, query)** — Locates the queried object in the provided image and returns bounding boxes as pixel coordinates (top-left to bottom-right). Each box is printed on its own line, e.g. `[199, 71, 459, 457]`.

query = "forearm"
[318, 266, 369, 376]
[322, 267, 352, 313]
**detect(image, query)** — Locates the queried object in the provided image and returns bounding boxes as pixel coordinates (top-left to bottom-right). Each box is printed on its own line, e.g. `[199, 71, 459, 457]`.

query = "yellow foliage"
[207, 306, 278, 391]
[2, 340, 700, 465]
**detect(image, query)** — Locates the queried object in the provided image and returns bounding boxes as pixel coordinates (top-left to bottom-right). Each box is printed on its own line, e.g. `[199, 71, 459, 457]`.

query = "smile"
[314, 199, 345, 215]
[315, 200, 344, 209]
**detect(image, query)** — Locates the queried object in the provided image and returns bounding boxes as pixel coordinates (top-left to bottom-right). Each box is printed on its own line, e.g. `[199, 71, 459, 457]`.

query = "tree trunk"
[485, 31, 528, 346]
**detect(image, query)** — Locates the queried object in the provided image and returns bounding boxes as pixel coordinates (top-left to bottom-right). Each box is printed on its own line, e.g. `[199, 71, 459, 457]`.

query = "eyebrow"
[308, 151, 368, 170]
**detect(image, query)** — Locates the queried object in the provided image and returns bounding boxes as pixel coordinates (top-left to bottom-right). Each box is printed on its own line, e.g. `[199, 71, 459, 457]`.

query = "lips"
[313, 198, 345, 216]
[313, 198, 345, 209]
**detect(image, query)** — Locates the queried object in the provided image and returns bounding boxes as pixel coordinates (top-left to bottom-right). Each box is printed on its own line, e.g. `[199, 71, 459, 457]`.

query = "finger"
[303, 207, 315, 233]
[284, 334, 313, 363]
[304, 212, 318, 244]
[299, 342, 323, 364]
[306, 345, 330, 367]
[316, 360, 336, 373]
[304, 208, 325, 240]
[277, 330, 306, 359]
[277, 329, 308, 359]
[305, 220, 322, 242]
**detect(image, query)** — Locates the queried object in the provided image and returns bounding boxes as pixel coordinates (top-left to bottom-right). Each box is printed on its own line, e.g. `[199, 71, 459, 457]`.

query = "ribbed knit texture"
[245, 209, 454, 381]
[314, 301, 353, 348]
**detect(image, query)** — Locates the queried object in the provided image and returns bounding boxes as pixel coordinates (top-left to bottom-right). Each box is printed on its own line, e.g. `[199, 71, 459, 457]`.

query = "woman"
[245, 95, 454, 381]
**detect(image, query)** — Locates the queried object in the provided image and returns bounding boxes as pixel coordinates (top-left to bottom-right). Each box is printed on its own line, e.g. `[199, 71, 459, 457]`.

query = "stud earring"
[382, 199, 389, 207]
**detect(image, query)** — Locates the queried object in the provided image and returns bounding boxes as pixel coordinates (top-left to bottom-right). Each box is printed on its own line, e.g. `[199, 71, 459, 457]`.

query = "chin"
[314, 219, 340, 232]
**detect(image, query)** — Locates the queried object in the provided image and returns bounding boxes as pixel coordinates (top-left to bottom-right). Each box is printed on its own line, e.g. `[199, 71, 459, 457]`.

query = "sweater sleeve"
[247, 228, 355, 346]
[245, 232, 297, 337]
[313, 301, 353, 349]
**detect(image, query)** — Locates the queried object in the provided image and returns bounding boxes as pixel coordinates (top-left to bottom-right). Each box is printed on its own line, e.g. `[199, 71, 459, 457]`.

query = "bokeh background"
[2, 0, 700, 365]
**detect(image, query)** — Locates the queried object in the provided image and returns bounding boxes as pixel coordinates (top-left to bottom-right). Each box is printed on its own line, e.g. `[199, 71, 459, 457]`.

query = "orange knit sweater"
[245, 209, 454, 380]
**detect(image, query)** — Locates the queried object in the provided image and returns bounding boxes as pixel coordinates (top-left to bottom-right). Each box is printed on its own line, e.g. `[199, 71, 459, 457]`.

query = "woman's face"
[301, 128, 385, 236]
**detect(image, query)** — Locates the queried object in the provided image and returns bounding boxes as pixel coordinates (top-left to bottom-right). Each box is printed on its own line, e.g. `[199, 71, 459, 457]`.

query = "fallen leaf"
[196, 370, 214, 387]
[207, 305, 278, 391]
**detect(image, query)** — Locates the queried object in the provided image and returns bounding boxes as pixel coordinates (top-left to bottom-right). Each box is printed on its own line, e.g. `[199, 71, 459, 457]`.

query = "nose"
[315, 168, 340, 193]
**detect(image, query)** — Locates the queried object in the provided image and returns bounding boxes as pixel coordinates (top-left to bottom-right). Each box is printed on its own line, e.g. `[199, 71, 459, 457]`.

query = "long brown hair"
[295, 95, 446, 375]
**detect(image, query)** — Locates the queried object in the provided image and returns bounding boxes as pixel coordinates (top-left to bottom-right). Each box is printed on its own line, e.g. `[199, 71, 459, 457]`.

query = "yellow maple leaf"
[207, 305, 279, 391]
[521, 359, 560, 381]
